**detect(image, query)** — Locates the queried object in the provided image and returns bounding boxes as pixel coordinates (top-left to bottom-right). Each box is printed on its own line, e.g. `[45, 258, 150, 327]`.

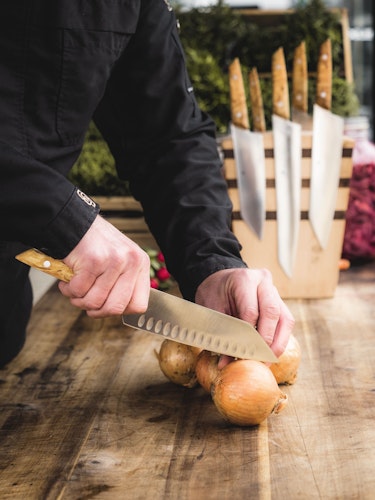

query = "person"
[0, 0, 294, 368]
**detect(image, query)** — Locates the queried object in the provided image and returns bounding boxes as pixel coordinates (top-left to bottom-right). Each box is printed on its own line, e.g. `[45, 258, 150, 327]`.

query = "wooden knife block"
[221, 131, 354, 299]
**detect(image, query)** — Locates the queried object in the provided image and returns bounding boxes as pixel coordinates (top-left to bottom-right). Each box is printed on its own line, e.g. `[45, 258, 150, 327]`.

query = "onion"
[211, 359, 288, 426]
[270, 334, 301, 385]
[156, 339, 201, 388]
[195, 350, 221, 393]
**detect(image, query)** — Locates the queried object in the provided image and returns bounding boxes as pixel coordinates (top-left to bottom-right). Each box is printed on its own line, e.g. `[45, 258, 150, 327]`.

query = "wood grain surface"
[1, 258, 375, 499]
[249, 67, 266, 132]
[316, 39, 332, 110]
[292, 41, 308, 114]
[229, 58, 250, 130]
[272, 47, 290, 120]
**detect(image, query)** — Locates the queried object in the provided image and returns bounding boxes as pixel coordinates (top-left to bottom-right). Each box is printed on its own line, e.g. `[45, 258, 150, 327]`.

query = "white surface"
[30, 268, 56, 305]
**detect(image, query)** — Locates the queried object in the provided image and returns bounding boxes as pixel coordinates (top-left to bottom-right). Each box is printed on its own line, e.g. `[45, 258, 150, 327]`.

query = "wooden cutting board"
[1, 253, 375, 498]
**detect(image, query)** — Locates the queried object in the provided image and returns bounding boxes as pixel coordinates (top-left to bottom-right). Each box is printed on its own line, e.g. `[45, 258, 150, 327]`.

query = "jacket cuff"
[36, 187, 100, 259]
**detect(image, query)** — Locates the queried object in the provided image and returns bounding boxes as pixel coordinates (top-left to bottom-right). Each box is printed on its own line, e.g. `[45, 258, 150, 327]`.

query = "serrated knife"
[16, 248, 278, 362]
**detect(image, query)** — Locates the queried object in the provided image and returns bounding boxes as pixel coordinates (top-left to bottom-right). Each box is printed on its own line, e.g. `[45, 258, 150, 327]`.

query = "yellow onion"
[270, 334, 301, 385]
[211, 359, 288, 426]
[156, 339, 201, 388]
[195, 350, 221, 393]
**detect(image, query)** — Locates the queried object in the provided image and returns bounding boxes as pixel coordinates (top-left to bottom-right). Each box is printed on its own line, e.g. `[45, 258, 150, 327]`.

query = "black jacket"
[0, 0, 246, 301]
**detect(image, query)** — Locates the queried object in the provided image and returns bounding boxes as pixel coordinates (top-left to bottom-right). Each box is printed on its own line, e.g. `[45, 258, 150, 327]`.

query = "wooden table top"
[1, 261, 374, 499]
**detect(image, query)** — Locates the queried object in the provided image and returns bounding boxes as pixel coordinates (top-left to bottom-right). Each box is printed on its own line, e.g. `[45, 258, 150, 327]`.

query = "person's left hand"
[194, 267, 294, 366]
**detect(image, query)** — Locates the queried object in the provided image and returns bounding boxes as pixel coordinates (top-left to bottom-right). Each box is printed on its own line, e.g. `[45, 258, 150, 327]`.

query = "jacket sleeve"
[0, 140, 99, 259]
[96, 0, 247, 301]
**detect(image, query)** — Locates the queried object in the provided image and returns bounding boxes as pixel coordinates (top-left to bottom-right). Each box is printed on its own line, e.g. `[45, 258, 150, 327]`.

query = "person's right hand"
[58, 215, 151, 318]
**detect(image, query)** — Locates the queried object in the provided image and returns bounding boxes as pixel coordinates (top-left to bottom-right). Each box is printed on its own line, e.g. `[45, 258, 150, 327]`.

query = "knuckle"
[84, 294, 106, 311]
[68, 282, 86, 299]
[125, 299, 148, 315]
[262, 333, 274, 346]
[114, 246, 150, 272]
[259, 267, 273, 281]
[243, 305, 259, 323]
[108, 251, 125, 270]
[109, 302, 129, 316]
[264, 302, 280, 320]
[134, 248, 150, 269]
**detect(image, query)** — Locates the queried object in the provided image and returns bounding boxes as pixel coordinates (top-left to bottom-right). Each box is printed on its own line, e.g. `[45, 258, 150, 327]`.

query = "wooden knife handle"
[272, 47, 290, 120]
[316, 38, 332, 110]
[292, 41, 308, 113]
[228, 58, 250, 129]
[248, 67, 266, 132]
[16, 249, 73, 282]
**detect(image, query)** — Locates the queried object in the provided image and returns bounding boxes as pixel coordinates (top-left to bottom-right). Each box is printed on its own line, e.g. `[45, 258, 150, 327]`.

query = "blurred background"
[33, 0, 375, 301]
[179, 0, 373, 140]
[67, 0, 374, 195]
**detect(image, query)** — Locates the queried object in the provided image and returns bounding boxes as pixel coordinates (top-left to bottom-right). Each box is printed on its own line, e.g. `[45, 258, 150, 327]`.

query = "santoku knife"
[16, 249, 278, 363]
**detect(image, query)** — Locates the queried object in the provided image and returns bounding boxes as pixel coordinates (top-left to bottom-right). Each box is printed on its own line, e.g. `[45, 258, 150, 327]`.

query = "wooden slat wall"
[222, 131, 354, 299]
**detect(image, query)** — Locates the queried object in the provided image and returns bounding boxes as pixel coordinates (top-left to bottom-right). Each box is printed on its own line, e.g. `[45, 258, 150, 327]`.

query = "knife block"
[221, 131, 354, 299]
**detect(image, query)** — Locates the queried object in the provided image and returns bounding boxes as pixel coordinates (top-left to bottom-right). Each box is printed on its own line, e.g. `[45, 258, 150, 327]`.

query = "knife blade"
[229, 58, 266, 239]
[16, 248, 278, 362]
[272, 47, 302, 278]
[309, 38, 344, 249]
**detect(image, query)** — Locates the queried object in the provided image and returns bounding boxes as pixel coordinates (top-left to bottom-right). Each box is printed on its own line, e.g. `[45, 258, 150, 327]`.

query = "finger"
[231, 273, 261, 327]
[121, 263, 150, 315]
[58, 270, 97, 299]
[268, 300, 295, 358]
[256, 283, 281, 347]
[218, 354, 233, 370]
[66, 261, 121, 311]
[87, 265, 150, 318]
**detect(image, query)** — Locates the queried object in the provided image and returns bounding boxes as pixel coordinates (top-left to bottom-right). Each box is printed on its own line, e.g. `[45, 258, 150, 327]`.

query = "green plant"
[184, 48, 230, 133]
[68, 122, 130, 196]
[177, 0, 359, 131]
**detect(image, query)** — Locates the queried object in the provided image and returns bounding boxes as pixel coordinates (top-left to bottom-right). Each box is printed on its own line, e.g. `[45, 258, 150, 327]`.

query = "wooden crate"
[221, 131, 354, 299]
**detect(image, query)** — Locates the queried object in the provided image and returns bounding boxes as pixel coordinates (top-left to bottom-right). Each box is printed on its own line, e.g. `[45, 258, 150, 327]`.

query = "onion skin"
[270, 334, 301, 385]
[211, 359, 288, 426]
[195, 350, 221, 393]
[156, 339, 201, 388]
